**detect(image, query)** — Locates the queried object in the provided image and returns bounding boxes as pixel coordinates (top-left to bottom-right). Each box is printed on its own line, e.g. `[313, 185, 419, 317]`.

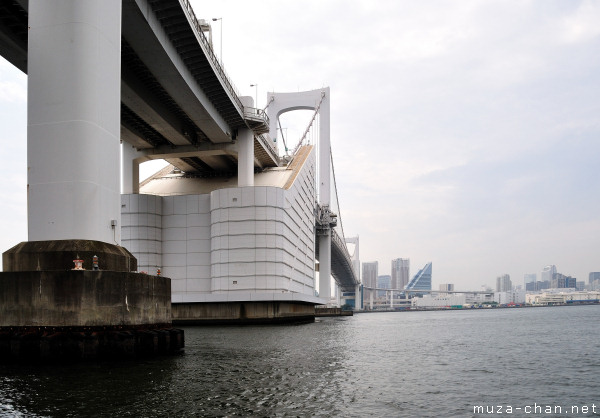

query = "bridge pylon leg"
[355, 284, 362, 310]
[237, 127, 254, 187]
[237, 98, 254, 187]
[318, 231, 332, 304]
[122, 144, 150, 195]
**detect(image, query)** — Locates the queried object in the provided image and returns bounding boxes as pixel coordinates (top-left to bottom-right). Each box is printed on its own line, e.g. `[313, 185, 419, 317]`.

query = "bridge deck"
[0, 0, 279, 176]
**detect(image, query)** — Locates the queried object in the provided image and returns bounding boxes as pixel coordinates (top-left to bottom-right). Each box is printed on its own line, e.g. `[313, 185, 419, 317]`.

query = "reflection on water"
[2, 306, 600, 417]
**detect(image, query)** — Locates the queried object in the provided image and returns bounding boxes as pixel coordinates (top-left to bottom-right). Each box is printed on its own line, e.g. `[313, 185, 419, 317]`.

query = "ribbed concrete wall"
[209, 150, 316, 298]
[162, 194, 212, 296]
[121, 147, 317, 304]
[121, 194, 163, 274]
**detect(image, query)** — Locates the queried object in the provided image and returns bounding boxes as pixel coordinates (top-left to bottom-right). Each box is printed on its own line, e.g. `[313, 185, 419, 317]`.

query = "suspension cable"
[290, 91, 326, 156]
[278, 117, 289, 155]
[330, 147, 345, 241]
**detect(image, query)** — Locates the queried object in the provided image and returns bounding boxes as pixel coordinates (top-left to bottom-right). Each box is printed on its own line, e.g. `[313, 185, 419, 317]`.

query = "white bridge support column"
[237, 128, 254, 187]
[370, 289, 374, 310]
[346, 236, 361, 310]
[390, 290, 394, 308]
[238, 96, 254, 187]
[121, 143, 151, 195]
[355, 284, 362, 310]
[319, 232, 332, 302]
[27, 1, 122, 243]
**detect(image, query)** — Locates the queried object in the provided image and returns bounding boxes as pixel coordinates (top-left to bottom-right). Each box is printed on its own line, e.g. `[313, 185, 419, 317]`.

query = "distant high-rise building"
[362, 261, 378, 301]
[551, 273, 576, 289]
[589, 272, 600, 285]
[439, 283, 454, 292]
[377, 275, 391, 297]
[405, 262, 432, 296]
[391, 258, 410, 289]
[523, 273, 537, 290]
[542, 265, 557, 283]
[496, 274, 512, 292]
[524, 273, 537, 292]
[535, 280, 550, 291]
[378, 275, 391, 288]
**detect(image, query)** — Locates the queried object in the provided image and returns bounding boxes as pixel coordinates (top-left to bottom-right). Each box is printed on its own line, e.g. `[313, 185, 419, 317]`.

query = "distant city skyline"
[365, 257, 597, 292]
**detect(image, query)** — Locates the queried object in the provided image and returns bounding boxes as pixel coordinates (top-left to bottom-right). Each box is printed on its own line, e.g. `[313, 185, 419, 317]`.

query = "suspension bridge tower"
[266, 88, 335, 303]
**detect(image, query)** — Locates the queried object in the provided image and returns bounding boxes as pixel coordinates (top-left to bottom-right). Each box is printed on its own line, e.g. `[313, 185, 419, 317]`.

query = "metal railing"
[331, 228, 359, 285]
[332, 229, 352, 267]
[256, 133, 279, 164]
[179, 0, 245, 115]
[243, 106, 270, 127]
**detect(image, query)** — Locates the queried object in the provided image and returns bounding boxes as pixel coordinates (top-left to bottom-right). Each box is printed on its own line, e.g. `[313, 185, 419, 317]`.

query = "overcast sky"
[1, 0, 599, 289]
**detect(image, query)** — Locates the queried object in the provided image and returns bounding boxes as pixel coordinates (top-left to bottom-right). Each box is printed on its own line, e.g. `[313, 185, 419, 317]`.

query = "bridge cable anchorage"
[262, 95, 274, 112]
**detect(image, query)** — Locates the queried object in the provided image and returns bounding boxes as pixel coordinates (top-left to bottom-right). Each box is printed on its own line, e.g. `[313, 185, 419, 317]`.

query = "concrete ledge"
[0, 270, 171, 327]
[172, 301, 316, 325]
[315, 307, 354, 317]
[3, 240, 137, 272]
[173, 292, 325, 305]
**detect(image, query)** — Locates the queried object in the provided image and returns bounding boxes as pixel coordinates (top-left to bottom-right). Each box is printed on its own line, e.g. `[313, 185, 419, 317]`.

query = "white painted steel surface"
[266, 88, 330, 205]
[237, 96, 254, 187]
[355, 284, 362, 310]
[237, 128, 254, 187]
[267, 88, 332, 300]
[318, 233, 332, 302]
[27, 1, 122, 243]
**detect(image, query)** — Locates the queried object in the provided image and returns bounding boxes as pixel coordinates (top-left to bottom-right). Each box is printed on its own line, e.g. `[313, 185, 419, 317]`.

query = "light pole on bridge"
[211, 17, 222, 62]
[250, 83, 258, 109]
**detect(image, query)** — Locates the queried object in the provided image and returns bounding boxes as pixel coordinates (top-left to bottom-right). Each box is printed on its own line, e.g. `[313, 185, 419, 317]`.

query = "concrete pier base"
[0, 270, 171, 326]
[172, 301, 316, 325]
[0, 268, 184, 361]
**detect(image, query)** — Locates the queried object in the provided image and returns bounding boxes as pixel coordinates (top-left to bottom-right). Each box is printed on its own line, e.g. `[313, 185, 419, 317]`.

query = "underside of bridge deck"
[0, 0, 279, 178]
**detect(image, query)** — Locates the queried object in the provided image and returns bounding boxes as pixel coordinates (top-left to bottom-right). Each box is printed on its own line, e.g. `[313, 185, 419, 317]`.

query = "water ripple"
[1, 306, 600, 416]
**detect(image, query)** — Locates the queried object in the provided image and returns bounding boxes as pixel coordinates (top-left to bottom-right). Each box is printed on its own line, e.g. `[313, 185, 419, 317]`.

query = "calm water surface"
[1, 305, 599, 417]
